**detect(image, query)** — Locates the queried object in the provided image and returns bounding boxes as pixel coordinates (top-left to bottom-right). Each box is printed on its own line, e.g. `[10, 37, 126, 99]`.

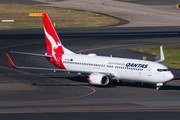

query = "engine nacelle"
[88, 73, 109, 85]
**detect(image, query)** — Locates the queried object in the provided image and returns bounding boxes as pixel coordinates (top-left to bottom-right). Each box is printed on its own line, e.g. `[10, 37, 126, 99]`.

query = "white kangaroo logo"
[44, 28, 62, 61]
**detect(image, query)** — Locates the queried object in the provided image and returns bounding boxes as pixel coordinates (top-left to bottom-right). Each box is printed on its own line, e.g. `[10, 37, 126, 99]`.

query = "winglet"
[6, 53, 16, 68]
[154, 46, 165, 63]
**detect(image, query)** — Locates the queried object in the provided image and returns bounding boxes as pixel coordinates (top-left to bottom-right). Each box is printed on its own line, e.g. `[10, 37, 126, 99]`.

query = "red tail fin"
[42, 14, 74, 69]
[42, 14, 64, 55]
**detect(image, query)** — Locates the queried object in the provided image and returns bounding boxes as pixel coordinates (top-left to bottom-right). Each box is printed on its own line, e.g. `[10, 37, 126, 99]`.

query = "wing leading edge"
[6, 53, 112, 76]
[10, 51, 52, 58]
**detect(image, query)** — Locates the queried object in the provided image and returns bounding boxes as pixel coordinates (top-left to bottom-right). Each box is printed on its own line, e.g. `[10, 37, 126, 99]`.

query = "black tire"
[114, 80, 122, 86]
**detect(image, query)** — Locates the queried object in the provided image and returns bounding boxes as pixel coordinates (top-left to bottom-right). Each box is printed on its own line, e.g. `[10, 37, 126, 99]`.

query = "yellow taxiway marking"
[1, 29, 180, 107]
[48, 86, 95, 101]
[176, 3, 180, 9]
[0, 86, 96, 106]
[102, 1, 180, 17]
[75, 40, 180, 53]
[0, 65, 61, 82]
[13, 80, 19, 82]
[69, 1, 132, 27]
[0, 73, 63, 76]
[0, 40, 97, 103]
[3, 80, 9, 82]
[0, 41, 44, 49]
[0, 73, 64, 76]
[23, 80, 29, 82]
[75, 0, 167, 18]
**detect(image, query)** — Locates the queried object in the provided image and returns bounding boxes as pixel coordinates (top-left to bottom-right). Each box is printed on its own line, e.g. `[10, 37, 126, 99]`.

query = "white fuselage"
[62, 53, 174, 84]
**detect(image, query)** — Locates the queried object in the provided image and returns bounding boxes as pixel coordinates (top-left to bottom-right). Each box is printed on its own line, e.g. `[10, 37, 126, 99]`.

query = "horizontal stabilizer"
[11, 51, 52, 58]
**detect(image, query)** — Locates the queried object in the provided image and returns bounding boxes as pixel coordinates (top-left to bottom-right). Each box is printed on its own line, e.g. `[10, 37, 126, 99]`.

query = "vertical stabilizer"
[42, 14, 74, 55]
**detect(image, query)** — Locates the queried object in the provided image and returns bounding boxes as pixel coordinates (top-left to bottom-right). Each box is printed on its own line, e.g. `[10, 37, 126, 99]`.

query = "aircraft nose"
[167, 72, 174, 80]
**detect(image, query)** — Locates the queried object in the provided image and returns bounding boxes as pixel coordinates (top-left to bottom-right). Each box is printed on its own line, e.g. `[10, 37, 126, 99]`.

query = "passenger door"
[147, 66, 153, 76]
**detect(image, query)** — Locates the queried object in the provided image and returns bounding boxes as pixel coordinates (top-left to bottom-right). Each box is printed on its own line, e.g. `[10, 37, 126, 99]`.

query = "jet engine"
[88, 73, 109, 85]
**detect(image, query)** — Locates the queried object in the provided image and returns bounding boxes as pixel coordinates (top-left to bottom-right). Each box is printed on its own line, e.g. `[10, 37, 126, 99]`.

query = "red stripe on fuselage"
[46, 53, 66, 70]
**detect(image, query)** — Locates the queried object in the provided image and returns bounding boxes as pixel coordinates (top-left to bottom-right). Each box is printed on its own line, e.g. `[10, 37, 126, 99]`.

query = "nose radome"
[168, 72, 174, 80]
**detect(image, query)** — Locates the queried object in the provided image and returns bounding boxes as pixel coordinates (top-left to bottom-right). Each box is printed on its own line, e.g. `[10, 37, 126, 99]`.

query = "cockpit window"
[157, 69, 170, 72]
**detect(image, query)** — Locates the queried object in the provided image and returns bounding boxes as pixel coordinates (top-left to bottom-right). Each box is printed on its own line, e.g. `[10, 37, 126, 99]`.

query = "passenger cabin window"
[157, 69, 170, 72]
[106, 65, 113, 68]
[63, 61, 106, 68]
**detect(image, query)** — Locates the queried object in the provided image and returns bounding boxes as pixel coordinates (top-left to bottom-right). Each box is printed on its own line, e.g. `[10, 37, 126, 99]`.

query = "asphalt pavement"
[1, 0, 180, 119]
[1, 28, 180, 114]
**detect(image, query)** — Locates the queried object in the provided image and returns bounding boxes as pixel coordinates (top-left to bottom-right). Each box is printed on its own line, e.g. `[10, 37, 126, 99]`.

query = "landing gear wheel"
[113, 80, 122, 86]
[156, 86, 161, 91]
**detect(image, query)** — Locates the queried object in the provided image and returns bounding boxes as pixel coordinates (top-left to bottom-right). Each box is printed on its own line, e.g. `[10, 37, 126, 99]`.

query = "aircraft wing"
[6, 53, 112, 76]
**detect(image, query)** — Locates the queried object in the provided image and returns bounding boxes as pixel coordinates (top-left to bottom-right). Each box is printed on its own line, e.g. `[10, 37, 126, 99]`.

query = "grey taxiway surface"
[1, 0, 180, 119]
[1, 27, 180, 120]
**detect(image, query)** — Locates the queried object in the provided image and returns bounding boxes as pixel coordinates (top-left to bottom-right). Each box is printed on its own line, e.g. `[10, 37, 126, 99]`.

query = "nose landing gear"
[156, 83, 163, 91]
[156, 86, 161, 90]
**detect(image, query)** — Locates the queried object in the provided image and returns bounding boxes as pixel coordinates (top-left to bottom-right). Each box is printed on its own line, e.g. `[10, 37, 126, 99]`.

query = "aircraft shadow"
[41, 76, 88, 83]
[33, 83, 90, 86]
[122, 81, 180, 90]
[35, 76, 115, 87]
[35, 76, 180, 90]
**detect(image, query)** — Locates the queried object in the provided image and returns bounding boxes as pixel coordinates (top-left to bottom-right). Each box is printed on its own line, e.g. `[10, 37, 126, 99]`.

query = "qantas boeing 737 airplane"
[6, 14, 174, 90]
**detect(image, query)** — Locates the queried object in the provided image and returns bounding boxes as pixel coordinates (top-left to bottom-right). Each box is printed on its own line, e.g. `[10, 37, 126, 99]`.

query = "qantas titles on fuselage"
[63, 59, 148, 71]
[6, 13, 174, 90]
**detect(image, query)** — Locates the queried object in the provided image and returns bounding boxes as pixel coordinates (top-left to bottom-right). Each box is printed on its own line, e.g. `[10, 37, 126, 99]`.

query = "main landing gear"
[114, 80, 122, 86]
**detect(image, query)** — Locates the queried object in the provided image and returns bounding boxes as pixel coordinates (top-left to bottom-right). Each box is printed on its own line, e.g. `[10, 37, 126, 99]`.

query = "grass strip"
[130, 46, 180, 68]
[0, 4, 120, 29]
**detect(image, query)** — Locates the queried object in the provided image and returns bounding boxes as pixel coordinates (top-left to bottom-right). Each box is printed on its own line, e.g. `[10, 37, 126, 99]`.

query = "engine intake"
[88, 73, 109, 85]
